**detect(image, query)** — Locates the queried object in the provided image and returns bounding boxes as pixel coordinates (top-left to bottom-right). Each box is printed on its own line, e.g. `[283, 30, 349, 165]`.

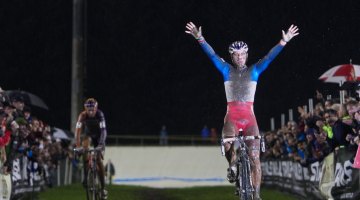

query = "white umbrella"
[53, 127, 73, 140]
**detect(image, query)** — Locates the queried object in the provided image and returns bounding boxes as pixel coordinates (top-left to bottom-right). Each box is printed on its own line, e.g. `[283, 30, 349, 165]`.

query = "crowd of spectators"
[0, 87, 69, 188]
[2, 85, 360, 189]
[262, 90, 360, 167]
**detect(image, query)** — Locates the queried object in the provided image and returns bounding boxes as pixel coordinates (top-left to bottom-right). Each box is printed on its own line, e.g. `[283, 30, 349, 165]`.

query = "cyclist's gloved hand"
[282, 24, 299, 43]
[97, 144, 105, 151]
[185, 22, 203, 40]
[73, 146, 84, 156]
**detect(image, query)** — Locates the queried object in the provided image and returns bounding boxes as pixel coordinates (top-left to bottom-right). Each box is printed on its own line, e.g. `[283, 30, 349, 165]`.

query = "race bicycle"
[74, 146, 105, 200]
[221, 129, 265, 200]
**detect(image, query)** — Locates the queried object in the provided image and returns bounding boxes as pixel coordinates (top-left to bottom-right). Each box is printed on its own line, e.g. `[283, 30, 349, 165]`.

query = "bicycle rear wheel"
[86, 169, 102, 200]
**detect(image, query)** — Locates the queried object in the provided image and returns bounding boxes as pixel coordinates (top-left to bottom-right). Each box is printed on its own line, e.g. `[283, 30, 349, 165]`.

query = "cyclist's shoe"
[82, 180, 87, 188]
[101, 189, 108, 200]
[253, 194, 262, 200]
[226, 166, 237, 183]
[254, 189, 262, 200]
[234, 188, 240, 196]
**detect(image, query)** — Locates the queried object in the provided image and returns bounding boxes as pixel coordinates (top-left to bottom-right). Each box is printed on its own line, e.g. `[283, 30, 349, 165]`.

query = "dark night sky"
[0, 0, 359, 135]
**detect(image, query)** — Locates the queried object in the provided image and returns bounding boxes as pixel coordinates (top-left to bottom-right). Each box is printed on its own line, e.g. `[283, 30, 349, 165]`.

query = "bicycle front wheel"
[238, 159, 254, 200]
[86, 169, 102, 200]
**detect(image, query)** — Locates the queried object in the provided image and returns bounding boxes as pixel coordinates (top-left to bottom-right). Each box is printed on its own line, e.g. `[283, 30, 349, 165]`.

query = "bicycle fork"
[238, 142, 254, 195]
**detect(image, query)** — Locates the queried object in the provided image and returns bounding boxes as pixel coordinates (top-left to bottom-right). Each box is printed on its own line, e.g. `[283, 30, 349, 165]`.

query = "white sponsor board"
[104, 146, 231, 188]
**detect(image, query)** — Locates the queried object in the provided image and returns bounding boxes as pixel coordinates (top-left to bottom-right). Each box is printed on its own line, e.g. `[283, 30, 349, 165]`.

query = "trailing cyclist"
[186, 21, 299, 199]
[75, 98, 108, 200]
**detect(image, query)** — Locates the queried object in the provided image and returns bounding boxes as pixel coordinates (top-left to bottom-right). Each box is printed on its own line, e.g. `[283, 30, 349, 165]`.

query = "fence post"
[81, 167, 84, 185]
[57, 161, 61, 186]
[281, 113, 285, 128]
[69, 159, 73, 185]
[270, 117, 275, 131]
[309, 98, 314, 114]
[64, 157, 69, 185]
[289, 109, 293, 122]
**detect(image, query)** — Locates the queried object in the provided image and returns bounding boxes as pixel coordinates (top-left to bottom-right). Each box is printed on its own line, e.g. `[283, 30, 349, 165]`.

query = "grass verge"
[38, 184, 300, 200]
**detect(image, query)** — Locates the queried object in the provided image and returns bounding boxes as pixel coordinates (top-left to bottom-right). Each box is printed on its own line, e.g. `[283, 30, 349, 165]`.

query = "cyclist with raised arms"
[185, 22, 299, 199]
[75, 98, 108, 200]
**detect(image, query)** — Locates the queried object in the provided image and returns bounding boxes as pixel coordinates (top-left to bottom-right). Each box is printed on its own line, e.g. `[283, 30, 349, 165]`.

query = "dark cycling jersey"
[77, 109, 107, 146]
[199, 40, 283, 102]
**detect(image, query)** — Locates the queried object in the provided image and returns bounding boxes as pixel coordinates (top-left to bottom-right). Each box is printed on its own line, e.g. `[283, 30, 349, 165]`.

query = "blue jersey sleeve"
[199, 40, 229, 79]
[253, 44, 284, 76]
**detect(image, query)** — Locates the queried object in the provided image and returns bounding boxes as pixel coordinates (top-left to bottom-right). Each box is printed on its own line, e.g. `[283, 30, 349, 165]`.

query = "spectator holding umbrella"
[10, 95, 25, 119]
[23, 106, 32, 124]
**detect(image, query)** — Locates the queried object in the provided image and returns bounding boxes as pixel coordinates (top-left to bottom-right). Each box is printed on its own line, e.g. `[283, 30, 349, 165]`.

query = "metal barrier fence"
[10, 135, 359, 200]
[106, 135, 219, 146]
[262, 149, 360, 200]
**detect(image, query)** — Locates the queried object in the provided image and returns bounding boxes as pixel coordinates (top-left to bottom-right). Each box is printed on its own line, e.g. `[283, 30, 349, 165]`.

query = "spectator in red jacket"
[0, 113, 11, 146]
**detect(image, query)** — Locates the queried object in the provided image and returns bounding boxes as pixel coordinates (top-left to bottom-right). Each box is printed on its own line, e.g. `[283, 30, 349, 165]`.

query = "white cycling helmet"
[228, 41, 248, 54]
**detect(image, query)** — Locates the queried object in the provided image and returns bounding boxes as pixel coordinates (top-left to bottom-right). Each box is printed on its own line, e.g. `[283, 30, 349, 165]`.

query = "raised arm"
[255, 25, 299, 74]
[185, 22, 228, 73]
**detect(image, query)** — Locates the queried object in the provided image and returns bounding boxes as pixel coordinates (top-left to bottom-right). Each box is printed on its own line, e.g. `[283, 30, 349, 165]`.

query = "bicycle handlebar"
[73, 146, 103, 154]
[221, 135, 265, 156]
[222, 136, 262, 143]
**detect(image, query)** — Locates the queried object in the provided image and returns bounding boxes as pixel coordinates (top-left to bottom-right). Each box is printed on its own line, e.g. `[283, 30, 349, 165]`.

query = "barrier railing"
[262, 148, 360, 200]
[106, 135, 219, 146]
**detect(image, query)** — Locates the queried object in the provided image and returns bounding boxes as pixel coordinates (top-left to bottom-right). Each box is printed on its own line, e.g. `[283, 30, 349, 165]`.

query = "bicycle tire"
[86, 169, 101, 200]
[244, 159, 254, 200]
[237, 163, 244, 200]
[238, 153, 254, 200]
